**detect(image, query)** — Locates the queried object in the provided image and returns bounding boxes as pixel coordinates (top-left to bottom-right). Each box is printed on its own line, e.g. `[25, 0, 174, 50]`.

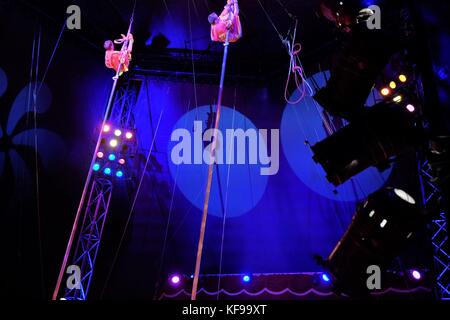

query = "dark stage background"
[1, 0, 447, 299]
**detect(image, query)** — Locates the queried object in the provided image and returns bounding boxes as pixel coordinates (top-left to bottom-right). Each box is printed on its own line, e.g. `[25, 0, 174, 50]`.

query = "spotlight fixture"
[116, 171, 124, 178]
[406, 104, 415, 113]
[321, 187, 424, 296]
[119, 159, 126, 165]
[381, 88, 391, 96]
[125, 132, 133, 140]
[393, 95, 403, 103]
[114, 129, 122, 137]
[108, 154, 116, 161]
[321, 273, 331, 283]
[104, 168, 112, 175]
[242, 275, 251, 283]
[389, 81, 397, 89]
[103, 124, 111, 133]
[169, 274, 181, 286]
[93, 163, 101, 172]
[97, 152, 104, 159]
[410, 270, 422, 281]
[311, 102, 422, 186]
[399, 74, 407, 83]
[109, 139, 118, 148]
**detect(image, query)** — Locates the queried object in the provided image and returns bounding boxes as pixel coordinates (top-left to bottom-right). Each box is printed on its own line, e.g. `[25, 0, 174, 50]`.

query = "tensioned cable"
[152, 1, 201, 299]
[31, 23, 46, 298]
[216, 87, 237, 300]
[188, 0, 199, 112]
[153, 100, 191, 300]
[36, 21, 66, 97]
[100, 105, 165, 299]
[256, 0, 284, 42]
[162, 0, 173, 20]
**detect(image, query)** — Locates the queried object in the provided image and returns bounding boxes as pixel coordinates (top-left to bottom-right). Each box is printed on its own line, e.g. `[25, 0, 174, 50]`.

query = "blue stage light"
[242, 275, 251, 283]
[116, 171, 124, 178]
[104, 168, 112, 175]
[109, 154, 116, 161]
[321, 273, 331, 283]
[93, 163, 100, 172]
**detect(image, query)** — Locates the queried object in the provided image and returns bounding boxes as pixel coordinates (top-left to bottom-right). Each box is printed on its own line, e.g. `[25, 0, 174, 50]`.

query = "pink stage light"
[406, 104, 415, 113]
[170, 274, 181, 286]
[411, 270, 421, 280]
[103, 124, 111, 133]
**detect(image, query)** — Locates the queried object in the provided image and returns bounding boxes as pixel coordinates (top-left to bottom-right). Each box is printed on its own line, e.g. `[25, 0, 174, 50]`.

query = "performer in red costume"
[208, 0, 242, 43]
[104, 33, 134, 76]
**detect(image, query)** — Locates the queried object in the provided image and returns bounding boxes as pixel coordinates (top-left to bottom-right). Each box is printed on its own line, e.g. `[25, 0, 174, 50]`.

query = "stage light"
[411, 270, 422, 280]
[114, 129, 122, 137]
[108, 154, 116, 161]
[103, 124, 111, 133]
[116, 171, 124, 178]
[406, 104, 416, 113]
[93, 163, 101, 172]
[311, 102, 421, 186]
[97, 152, 104, 159]
[394, 188, 416, 204]
[242, 275, 251, 283]
[125, 132, 133, 140]
[389, 81, 397, 89]
[381, 88, 390, 96]
[169, 274, 181, 286]
[104, 168, 112, 175]
[399, 74, 407, 83]
[321, 273, 331, 283]
[109, 139, 118, 148]
[393, 95, 403, 103]
[119, 159, 126, 165]
[321, 187, 424, 296]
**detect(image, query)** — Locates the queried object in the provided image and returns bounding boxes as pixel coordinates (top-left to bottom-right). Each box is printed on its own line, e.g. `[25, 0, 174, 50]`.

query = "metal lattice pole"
[420, 160, 450, 300]
[64, 178, 113, 300]
[54, 77, 141, 300]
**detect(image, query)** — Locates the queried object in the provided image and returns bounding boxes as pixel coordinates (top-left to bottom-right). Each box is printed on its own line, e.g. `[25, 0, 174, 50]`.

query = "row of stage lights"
[92, 124, 136, 179]
[168, 274, 253, 288]
[166, 270, 424, 288]
[379, 74, 416, 112]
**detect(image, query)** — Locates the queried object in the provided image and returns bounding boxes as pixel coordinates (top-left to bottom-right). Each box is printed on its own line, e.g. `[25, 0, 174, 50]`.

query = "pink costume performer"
[208, 0, 242, 43]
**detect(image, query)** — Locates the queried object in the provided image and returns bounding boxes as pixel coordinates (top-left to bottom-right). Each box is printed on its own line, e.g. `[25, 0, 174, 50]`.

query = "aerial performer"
[208, 0, 242, 43]
[104, 33, 134, 76]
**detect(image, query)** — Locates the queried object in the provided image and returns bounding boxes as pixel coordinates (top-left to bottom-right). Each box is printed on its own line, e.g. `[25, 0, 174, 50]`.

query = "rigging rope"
[256, 0, 312, 105]
[33, 24, 45, 297]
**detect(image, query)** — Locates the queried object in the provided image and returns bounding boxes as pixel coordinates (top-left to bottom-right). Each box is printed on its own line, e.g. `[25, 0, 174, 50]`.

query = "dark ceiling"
[17, 0, 337, 82]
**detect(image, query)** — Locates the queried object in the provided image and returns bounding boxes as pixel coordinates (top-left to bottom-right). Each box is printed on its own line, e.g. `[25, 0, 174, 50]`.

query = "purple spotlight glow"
[411, 270, 421, 280]
[170, 275, 181, 286]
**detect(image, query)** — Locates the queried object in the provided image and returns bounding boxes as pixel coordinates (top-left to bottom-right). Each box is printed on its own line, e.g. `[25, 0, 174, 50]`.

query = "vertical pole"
[52, 41, 129, 300]
[192, 30, 230, 301]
